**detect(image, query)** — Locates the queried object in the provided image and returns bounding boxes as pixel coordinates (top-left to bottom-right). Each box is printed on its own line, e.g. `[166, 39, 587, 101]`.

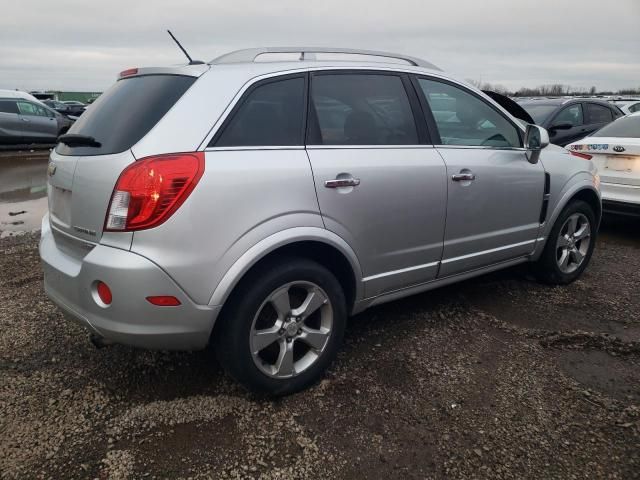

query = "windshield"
[592, 115, 640, 138]
[56, 74, 196, 156]
[518, 104, 557, 124]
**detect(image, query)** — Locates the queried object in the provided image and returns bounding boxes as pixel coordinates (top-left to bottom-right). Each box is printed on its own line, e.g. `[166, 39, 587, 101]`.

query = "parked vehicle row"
[0, 89, 74, 145]
[40, 48, 601, 395]
[42, 99, 86, 117]
[516, 98, 625, 147]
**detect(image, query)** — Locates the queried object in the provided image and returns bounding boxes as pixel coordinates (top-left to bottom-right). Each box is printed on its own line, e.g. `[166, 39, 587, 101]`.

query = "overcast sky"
[1, 0, 639, 93]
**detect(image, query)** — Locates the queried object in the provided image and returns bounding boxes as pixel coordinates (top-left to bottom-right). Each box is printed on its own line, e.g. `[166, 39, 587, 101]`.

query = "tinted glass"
[519, 104, 557, 124]
[629, 103, 640, 113]
[0, 100, 19, 114]
[553, 104, 583, 126]
[214, 77, 305, 147]
[419, 79, 521, 147]
[56, 75, 196, 156]
[309, 74, 418, 145]
[591, 115, 640, 138]
[17, 101, 38, 116]
[585, 103, 613, 124]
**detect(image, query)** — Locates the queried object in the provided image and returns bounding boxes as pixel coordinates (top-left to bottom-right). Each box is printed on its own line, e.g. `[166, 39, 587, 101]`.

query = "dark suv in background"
[0, 95, 73, 144]
[517, 98, 623, 146]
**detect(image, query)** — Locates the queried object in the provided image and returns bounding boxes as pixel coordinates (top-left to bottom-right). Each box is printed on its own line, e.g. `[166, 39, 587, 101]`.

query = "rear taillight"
[105, 152, 204, 232]
[569, 151, 593, 160]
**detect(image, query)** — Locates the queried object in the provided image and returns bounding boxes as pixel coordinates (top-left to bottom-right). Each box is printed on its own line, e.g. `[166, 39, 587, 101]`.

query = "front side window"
[308, 73, 418, 145]
[553, 104, 583, 126]
[629, 103, 640, 113]
[213, 77, 305, 147]
[418, 78, 521, 148]
[17, 101, 38, 116]
[585, 103, 613, 124]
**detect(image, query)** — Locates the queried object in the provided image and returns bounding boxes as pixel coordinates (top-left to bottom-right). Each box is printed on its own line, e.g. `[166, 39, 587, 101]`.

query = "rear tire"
[214, 257, 347, 396]
[534, 200, 597, 284]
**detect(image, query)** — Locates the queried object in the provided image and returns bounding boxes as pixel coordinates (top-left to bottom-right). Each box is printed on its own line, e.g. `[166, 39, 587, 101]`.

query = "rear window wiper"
[57, 134, 102, 147]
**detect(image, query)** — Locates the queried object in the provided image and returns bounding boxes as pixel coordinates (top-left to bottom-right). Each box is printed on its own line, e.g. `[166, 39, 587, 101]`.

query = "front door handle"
[325, 177, 361, 188]
[451, 172, 476, 182]
[21, 118, 30, 122]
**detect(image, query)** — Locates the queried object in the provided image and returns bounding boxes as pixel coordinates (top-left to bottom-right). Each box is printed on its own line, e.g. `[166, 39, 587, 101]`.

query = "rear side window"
[213, 77, 305, 147]
[418, 78, 521, 148]
[308, 74, 418, 145]
[631, 103, 640, 113]
[591, 115, 640, 138]
[56, 74, 196, 156]
[553, 104, 583, 126]
[0, 100, 19, 114]
[585, 103, 613, 124]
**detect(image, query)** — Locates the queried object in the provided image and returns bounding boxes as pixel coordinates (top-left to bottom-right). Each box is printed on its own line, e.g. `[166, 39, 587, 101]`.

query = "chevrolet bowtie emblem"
[47, 162, 57, 176]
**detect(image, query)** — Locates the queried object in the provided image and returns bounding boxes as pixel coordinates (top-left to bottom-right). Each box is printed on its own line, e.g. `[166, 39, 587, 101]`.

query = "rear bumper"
[39, 214, 220, 350]
[601, 182, 640, 217]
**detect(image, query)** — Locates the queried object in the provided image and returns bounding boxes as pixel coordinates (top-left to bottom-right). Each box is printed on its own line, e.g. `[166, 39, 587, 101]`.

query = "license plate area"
[49, 185, 72, 226]
[605, 155, 637, 172]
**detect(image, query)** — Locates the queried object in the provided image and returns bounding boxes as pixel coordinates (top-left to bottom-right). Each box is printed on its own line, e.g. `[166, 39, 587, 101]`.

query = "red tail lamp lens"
[119, 68, 138, 78]
[105, 152, 205, 232]
[96, 282, 112, 305]
[569, 151, 593, 160]
[146, 296, 181, 306]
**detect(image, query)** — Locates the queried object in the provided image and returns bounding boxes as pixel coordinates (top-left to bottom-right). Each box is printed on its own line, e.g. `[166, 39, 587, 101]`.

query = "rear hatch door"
[48, 71, 200, 247]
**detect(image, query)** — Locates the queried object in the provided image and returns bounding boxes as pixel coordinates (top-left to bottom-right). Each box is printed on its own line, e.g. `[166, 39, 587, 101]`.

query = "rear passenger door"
[583, 103, 614, 136]
[306, 71, 447, 297]
[413, 77, 545, 277]
[0, 99, 24, 144]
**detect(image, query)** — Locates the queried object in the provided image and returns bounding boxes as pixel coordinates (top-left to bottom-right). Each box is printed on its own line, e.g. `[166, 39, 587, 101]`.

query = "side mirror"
[549, 122, 572, 131]
[524, 124, 549, 164]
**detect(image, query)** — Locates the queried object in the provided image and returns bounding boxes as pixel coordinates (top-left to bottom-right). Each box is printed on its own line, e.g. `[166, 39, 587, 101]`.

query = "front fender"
[208, 227, 364, 309]
[532, 173, 601, 261]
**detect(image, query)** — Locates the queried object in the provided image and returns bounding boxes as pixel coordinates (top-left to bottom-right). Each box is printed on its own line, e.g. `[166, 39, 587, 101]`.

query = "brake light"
[569, 151, 593, 160]
[119, 68, 138, 78]
[105, 152, 204, 231]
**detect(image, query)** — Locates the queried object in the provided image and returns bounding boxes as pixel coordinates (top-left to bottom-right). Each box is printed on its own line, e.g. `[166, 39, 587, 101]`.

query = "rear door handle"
[451, 172, 476, 182]
[325, 177, 361, 188]
[21, 118, 30, 122]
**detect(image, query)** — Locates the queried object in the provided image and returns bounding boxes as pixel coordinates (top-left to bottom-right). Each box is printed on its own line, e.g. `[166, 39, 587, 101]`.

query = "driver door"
[414, 77, 545, 277]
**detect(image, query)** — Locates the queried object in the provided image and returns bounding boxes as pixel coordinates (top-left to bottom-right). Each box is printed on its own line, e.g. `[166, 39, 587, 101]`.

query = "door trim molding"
[441, 238, 539, 264]
[362, 261, 440, 282]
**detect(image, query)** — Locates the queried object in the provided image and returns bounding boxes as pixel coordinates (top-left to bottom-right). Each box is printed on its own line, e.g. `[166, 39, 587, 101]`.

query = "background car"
[43, 99, 73, 115]
[609, 98, 640, 115]
[0, 89, 72, 144]
[566, 112, 640, 217]
[62, 100, 87, 116]
[517, 98, 624, 146]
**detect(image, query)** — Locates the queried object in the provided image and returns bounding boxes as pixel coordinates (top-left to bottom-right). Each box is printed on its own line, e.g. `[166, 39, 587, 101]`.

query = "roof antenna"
[167, 30, 204, 65]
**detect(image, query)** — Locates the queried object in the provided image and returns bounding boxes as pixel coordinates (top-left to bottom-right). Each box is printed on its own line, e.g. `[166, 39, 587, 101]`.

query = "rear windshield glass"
[592, 115, 640, 138]
[518, 103, 557, 124]
[56, 74, 196, 156]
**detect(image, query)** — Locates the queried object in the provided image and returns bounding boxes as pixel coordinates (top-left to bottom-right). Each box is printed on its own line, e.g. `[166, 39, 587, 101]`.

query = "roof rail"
[209, 47, 441, 71]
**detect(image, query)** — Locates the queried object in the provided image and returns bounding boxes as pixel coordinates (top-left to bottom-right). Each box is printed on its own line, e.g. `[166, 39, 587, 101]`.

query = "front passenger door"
[414, 77, 545, 277]
[548, 103, 586, 146]
[17, 101, 58, 142]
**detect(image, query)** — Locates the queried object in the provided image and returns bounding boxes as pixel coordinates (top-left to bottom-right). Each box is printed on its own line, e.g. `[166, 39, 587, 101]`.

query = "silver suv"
[40, 48, 601, 395]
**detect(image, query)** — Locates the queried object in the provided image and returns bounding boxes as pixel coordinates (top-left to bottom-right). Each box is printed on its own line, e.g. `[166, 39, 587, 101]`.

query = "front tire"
[214, 257, 347, 396]
[534, 199, 597, 284]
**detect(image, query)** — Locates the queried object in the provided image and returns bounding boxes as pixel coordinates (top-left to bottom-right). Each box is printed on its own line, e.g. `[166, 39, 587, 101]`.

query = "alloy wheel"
[555, 213, 591, 274]
[249, 281, 333, 379]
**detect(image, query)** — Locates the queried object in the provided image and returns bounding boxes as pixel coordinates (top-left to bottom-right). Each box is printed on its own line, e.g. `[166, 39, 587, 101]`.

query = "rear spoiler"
[117, 64, 209, 80]
[483, 90, 535, 124]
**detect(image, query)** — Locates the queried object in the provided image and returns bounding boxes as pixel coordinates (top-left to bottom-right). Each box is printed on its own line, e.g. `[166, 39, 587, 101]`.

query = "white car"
[567, 112, 640, 217]
[610, 99, 640, 115]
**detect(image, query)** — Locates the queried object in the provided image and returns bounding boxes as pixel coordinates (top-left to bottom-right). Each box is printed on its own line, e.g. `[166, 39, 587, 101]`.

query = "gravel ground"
[1, 218, 639, 479]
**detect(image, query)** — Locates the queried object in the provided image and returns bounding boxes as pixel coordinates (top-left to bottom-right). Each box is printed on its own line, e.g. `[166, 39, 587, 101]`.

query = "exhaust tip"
[89, 333, 112, 349]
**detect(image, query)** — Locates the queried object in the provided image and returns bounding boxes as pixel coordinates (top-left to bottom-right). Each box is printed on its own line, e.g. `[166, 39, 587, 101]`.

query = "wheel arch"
[208, 227, 364, 314]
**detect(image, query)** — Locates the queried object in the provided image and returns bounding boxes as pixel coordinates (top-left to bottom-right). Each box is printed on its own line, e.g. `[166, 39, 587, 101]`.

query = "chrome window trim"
[441, 239, 537, 264]
[306, 144, 434, 150]
[434, 145, 528, 152]
[205, 146, 305, 152]
[362, 261, 440, 282]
